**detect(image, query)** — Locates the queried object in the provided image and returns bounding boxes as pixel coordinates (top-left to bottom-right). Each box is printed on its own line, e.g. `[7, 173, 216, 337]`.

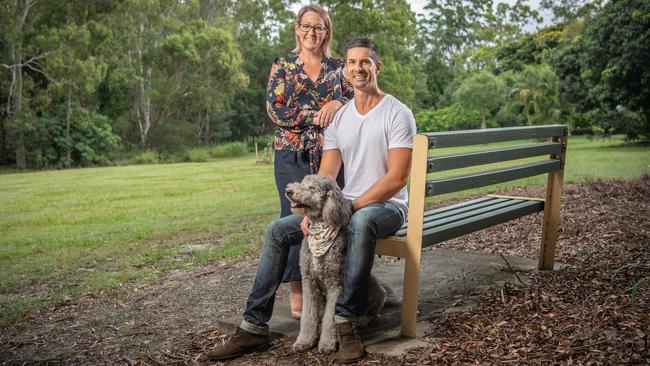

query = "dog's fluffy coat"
[285, 175, 388, 353]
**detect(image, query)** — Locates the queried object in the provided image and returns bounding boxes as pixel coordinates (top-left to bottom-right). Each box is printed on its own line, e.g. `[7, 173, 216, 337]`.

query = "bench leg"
[538, 134, 566, 270]
[400, 251, 421, 337]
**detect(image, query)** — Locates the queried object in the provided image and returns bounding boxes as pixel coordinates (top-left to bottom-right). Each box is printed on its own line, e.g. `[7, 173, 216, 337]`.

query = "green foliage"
[496, 27, 564, 72]
[415, 103, 485, 132]
[210, 141, 248, 158]
[323, 0, 420, 107]
[419, 0, 542, 66]
[454, 71, 506, 128]
[505, 64, 563, 126]
[552, 0, 650, 139]
[1, 0, 647, 168]
[184, 148, 210, 163]
[131, 151, 159, 165]
[21, 106, 120, 169]
[540, 0, 603, 23]
[631, 277, 648, 303]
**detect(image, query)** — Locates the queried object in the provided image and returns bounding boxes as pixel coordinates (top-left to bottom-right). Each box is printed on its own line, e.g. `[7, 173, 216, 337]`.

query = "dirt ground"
[1, 177, 648, 365]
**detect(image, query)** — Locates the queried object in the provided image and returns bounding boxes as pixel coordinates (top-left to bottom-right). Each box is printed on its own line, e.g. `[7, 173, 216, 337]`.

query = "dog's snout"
[286, 188, 293, 197]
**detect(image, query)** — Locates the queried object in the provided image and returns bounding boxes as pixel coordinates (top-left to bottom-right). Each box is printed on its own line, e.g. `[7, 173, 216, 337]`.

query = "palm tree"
[507, 64, 562, 125]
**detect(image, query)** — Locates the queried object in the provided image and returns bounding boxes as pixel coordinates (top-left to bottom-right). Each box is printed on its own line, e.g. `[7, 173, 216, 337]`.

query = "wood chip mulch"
[412, 175, 650, 365]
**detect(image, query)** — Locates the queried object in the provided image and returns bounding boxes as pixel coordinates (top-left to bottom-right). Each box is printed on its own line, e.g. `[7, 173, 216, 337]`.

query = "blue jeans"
[241, 202, 404, 335]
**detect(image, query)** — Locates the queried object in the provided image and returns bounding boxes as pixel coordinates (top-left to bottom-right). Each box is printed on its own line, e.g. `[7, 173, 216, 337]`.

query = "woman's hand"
[313, 100, 343, 128]
[300, 216, 312, 236]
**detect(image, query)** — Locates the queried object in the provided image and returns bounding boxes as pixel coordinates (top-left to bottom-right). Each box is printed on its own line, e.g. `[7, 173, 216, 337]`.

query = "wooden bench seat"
[375, 125, 568, 337]
[396, 195, 544, 244]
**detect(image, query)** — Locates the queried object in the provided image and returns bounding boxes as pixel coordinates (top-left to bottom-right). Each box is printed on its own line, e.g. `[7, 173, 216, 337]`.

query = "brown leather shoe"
[334, 321, 364, 364]
[206, 328, 270, 361]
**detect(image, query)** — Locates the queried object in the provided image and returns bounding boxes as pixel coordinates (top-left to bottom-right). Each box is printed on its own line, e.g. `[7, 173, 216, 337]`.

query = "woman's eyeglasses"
[299, 23, 327, 34]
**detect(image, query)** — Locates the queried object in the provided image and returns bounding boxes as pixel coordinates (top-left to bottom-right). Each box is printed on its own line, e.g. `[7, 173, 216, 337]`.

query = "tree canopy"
[1, 0, 646, 169]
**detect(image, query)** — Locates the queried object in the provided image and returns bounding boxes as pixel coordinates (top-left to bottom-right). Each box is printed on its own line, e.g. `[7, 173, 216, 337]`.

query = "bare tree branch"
[23, 62, 54, 81]
[1, 52, 51, 70]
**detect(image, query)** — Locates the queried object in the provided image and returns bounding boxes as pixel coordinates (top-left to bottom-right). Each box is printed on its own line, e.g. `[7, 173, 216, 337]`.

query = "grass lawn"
[1, 135, 649, 326]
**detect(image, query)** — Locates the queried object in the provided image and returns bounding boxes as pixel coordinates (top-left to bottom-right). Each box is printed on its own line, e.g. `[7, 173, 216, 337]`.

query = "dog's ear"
[322, 185, 351, 227]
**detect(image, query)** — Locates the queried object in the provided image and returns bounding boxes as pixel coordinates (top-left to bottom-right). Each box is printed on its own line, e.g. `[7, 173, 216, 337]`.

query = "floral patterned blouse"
[266, 55, 353, 172]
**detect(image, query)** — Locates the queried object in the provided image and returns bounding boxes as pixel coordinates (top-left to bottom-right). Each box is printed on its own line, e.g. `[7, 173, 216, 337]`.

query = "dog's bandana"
[308, 222, 339, 257]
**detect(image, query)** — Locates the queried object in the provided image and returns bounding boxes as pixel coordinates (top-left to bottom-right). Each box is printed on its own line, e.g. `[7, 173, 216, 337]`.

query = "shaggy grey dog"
[285, 174, 388, 353]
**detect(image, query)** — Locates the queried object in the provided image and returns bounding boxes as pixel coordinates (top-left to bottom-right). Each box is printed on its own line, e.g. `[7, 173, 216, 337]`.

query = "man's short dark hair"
[345, 38, 380, 63]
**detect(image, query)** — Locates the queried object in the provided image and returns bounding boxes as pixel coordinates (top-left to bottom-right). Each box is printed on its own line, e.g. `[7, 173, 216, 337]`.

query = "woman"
[267, 4, 352, 319]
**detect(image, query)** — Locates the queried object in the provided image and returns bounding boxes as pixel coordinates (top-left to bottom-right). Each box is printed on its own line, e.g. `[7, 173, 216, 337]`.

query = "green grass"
[0, 154, 277, 326]
[0, 136, 649, 326]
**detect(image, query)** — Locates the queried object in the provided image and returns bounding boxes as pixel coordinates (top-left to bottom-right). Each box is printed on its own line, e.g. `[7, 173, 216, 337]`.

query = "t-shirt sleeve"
[323, 114, 340, 151]
[389, 107, 417, 149]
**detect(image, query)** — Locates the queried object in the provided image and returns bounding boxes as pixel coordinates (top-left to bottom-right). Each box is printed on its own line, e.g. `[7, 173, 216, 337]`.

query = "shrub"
[185, 148, 210, 162]
[415, 103, 486, 132]
[246, 136, 273, 153]
[132, 151, 159, 165]
[21, 107, 120, 169]
[209, 141, 248, 158]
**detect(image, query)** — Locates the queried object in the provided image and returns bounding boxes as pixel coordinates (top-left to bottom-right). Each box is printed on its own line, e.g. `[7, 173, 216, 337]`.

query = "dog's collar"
[308, 222, 339, 257]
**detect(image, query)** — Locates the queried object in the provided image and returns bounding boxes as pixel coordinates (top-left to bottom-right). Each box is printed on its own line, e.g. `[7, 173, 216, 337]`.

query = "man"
[207, 38, 416, 363]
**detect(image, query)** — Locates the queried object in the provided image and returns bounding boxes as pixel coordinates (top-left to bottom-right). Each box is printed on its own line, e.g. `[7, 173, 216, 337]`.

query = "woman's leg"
[274, 150, 311, 317]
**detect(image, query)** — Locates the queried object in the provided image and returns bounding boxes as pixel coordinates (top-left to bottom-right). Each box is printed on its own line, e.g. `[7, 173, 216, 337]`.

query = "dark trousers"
[274, 149, 343, 282]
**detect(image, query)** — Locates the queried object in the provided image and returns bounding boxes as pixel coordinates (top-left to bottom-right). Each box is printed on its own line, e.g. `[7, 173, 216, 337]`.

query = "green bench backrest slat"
[421, 199, 545, 246]
[426, 159, 561, 197]
[424, 125, 567, 148]
[428, 142, 564, 173]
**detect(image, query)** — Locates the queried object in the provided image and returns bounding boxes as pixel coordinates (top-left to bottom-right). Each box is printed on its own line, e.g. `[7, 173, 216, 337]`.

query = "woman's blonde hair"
[291, 5, 333, 58]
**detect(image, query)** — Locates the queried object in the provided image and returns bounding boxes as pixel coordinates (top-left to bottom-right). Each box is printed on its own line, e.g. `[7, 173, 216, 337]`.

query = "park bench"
[375, 124, 568, 337]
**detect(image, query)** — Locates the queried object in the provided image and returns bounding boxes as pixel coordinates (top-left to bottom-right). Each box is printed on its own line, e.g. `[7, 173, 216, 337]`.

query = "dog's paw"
[317, 337, 337, 354]
[291, 340, 314, 353]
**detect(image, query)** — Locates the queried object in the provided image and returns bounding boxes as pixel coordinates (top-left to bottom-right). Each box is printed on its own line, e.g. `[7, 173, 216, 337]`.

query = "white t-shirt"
[323, 94, 416, 217]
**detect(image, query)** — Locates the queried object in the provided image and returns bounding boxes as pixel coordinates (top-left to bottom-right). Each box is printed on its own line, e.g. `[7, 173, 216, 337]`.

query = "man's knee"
[267, 219, 286, 242]
[266, 216, 301, 246]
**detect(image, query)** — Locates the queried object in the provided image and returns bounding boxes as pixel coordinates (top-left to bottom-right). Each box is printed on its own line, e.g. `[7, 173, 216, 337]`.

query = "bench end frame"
[538, 132, 568, 270]
[400, 134, 429, 337]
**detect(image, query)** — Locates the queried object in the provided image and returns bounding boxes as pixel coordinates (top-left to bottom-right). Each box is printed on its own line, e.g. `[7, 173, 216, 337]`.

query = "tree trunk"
[65, 83, 72, 166]
[0, 109, 6, 164]
[480, 114, 486, 129]
[12, 38, 26, 169]
[136, 21, 151, 148]
[8, 0, 36, 169]
[524, 105, 532, 126]
[204, 111, 210, 144]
